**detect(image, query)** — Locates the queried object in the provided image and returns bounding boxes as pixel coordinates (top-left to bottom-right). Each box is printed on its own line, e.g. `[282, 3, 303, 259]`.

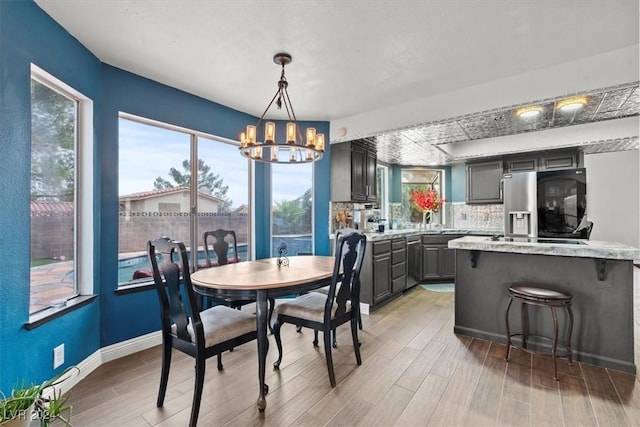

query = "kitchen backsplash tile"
[330, 201, 503, 233]
[451, 202, 503, 231]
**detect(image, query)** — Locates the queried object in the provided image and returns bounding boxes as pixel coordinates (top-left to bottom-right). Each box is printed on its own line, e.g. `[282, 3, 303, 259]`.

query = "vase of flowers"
[410, 189, 444, 229]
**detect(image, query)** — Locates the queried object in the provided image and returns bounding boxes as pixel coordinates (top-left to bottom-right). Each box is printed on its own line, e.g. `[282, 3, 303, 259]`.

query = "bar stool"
[504, 284, 574, 381]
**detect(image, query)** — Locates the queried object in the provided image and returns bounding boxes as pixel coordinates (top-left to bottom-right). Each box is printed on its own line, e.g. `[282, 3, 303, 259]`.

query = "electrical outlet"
[53, 344, 64, 369]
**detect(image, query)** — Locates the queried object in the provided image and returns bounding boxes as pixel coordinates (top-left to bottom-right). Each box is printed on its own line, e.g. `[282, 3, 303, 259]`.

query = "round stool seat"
[509, 285, 572, 305]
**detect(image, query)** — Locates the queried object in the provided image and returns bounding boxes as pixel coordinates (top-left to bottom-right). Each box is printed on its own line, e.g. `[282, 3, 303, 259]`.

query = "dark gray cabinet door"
[422, 246, 441, 279]
[351, 144, 368, 201]
[441, 247, 456, 278]
[366, 149, 377, 202]
[505, 157, 537, 172]
[372, 253, 392, 303]
[541, 152, 579, 170]
[466, 160, 504, 204]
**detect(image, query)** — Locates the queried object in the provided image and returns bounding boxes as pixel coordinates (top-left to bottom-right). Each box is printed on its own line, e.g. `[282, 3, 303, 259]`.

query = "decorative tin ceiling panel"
[338, 82, 639, 165]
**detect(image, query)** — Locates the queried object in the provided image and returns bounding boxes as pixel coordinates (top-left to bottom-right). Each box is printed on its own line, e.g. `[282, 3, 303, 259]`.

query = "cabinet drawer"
[391, 239, 405, 250]
[392, 248, 406, 264]
[392, 276, 406, 293]
[372, 240, 391, 255]
[392, 262, 406, 279]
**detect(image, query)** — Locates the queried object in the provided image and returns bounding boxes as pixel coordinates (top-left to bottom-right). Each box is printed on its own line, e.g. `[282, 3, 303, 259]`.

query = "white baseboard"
[100, 330, 162, 364]
[360, 302, 369, 315]
[57, 330, 162, 395]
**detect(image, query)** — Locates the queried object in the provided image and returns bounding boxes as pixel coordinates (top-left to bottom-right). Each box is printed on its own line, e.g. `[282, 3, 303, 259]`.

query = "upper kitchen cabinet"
[331, 140, 377, 202]
[466, 160, 504, 204]
[504, 149, 582, 172]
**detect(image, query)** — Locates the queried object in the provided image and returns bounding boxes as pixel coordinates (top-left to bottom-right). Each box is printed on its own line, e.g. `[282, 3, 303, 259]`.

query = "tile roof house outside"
[119, 186, 224, 213]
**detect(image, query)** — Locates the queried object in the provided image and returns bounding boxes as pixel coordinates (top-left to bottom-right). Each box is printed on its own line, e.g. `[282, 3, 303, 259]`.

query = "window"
[401, 169, 444, 224]
[271, 163, 313, 256]
[376, 164, 389, 221]
[118, 115, 249, 287]
[30, 65, 93, 314]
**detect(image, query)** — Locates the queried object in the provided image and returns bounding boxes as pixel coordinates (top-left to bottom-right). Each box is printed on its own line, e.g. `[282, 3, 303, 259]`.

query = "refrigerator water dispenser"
[508, 211, 532, 236]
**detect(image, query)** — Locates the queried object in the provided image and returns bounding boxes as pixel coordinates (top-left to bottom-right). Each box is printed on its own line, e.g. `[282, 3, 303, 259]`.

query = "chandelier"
[239, 53, 325, 163]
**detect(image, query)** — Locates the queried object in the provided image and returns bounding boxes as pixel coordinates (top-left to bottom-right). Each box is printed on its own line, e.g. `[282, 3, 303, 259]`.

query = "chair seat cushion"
[276, 292, 351, 323]
[172, 305, 256, 348]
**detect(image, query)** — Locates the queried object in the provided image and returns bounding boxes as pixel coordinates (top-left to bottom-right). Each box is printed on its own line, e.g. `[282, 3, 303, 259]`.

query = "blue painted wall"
[0, 0, 102, 392]
[450, 163, 467, 202]
[0, 0, 331, 392]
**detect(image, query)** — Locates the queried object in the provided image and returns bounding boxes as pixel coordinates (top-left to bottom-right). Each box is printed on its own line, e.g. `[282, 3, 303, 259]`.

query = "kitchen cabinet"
[360, 233, 464, 309]
[504, 150, 581, 172]
[361, 240, 392, 306]
[466, 160, 504, 204]
[331, 140, 377, 202]
[541, 151, 580, 170]
[391, 238, 406, 293]
[421, 235, 463, 281]
[505, 156, 538, 172]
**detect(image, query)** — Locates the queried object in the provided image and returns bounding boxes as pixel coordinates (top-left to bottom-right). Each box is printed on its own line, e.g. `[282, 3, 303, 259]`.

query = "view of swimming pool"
[119, 235, 312, 284]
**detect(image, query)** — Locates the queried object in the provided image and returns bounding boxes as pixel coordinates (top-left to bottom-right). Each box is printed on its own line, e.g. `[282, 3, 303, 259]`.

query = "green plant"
[0, 367, 78, 426]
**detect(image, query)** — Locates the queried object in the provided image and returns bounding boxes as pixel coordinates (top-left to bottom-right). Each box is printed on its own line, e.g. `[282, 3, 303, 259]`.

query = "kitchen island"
[449, 235, 640, 373]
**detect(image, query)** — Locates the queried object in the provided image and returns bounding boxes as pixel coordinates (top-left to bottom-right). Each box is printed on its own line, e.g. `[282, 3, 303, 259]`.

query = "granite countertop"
[448, 235, 640, 261]
[358, 227, 502, 241]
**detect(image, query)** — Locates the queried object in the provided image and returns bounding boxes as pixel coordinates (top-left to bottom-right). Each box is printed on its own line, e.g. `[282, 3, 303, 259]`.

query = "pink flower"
[410, 189, 444, 213]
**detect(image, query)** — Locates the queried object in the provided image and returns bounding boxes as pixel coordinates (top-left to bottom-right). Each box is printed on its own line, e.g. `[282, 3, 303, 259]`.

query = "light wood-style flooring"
[62, 284, 640, 426]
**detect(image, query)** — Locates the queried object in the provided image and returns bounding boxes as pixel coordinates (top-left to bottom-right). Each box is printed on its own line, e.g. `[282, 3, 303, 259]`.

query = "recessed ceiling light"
[515, 106, 543, 119]
[557, 96, 587, 112]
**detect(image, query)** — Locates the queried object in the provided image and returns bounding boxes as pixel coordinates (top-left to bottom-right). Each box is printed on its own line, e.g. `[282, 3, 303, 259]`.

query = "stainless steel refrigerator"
[503, 168, 587, 239]
[503, 171, 537, 238]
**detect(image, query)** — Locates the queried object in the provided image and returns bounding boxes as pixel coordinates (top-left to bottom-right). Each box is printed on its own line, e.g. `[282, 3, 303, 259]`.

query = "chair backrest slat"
[327, 231, 367, 319]
[148, 237, 202, 344]
[203, 229, 238, 267]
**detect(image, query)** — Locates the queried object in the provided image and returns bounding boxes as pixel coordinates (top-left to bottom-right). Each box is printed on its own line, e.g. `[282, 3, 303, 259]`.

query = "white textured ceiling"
[35, 0, 639, 125]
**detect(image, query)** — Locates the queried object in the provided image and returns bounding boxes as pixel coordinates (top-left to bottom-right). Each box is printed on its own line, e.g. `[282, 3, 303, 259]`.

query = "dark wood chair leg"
[351, 317, 362, 365]
[217, 353, 223, 371]
[324, 329, 336, 387]
[268, 298, 276, 334]
[157, 342, 172, 407]
[272, 319, 284, 368]
[190, 357, 206, 427]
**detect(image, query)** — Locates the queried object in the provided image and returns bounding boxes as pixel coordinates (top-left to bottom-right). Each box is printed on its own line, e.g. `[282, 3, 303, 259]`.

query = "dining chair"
[312, 228, 363, 347]
[272, 230, 367, 387]
[202, 229, 254, 309]
[148, 236, 257, 427]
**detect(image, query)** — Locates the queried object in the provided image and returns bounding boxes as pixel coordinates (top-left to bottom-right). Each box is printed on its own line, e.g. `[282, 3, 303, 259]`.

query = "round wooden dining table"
[190, 255, 335, 412]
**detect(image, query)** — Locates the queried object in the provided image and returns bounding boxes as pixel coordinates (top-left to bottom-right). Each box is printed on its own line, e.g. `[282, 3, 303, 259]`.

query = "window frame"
[116, 113, 251, 289]
[401, 168, 446, 225]
[376, 164, 389, 222]
[270, 162, 315, 257]
[28, 64, 95, 324]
